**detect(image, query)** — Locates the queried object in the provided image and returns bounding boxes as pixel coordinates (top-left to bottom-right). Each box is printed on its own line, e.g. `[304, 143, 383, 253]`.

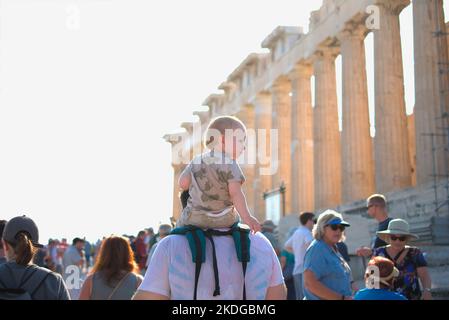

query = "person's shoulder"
[157, 234, 188, 251]
[28, 265, 64, 284]
[389, 291, 407, 300]
[405, 246, 424, 256]
[304, 239, 325, 255]
[251, 232, 278, 252]
[354, 288, 370, 299]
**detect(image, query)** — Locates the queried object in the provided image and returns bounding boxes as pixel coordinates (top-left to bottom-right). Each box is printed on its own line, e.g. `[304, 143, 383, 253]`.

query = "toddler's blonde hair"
[203, 116, 246, 149]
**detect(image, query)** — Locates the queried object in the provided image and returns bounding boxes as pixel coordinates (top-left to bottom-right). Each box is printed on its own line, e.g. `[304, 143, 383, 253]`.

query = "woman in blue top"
[355, 256, 407, 300]
[303, 210, 353, 300]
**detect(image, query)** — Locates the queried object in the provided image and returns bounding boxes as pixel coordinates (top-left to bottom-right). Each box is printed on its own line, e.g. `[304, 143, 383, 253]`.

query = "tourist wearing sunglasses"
[373, 218, 432, 300]
[302, 210, 353, 300]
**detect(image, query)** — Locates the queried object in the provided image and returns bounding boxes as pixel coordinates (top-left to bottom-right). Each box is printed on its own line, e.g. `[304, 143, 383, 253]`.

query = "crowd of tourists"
[0, 116, 434, 300]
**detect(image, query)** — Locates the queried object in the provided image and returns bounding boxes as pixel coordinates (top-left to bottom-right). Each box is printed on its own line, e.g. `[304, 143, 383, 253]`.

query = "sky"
[0, 0, 447, 243]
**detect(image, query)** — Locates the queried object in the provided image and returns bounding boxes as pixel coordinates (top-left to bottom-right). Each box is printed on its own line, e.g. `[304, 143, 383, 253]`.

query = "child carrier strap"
[170, 222, 251, 300]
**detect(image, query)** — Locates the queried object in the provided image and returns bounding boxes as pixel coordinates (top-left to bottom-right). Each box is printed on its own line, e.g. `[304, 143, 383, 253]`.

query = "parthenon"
[164, 0, 449, 252]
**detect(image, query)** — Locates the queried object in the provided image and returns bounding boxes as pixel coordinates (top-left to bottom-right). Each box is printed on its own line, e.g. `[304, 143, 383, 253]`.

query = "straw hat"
[376, 218, 419, 242]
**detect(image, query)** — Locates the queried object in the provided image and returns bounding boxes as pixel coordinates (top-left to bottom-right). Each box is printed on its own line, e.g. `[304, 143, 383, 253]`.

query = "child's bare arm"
[228, 181, 261, 233]
[178, 166, 191, 190]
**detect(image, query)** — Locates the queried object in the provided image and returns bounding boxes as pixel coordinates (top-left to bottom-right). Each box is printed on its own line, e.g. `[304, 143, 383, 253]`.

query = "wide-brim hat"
[376, 218, 419, 242]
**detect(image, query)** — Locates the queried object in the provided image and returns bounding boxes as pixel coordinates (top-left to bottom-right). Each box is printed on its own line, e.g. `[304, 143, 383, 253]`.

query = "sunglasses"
[390, 235, 407, 241]
[328, 224, 345, 232]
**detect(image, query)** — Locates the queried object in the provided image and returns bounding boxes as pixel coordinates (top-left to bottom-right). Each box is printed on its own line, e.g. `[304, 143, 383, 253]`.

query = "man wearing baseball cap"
[0, 215, 70, 300]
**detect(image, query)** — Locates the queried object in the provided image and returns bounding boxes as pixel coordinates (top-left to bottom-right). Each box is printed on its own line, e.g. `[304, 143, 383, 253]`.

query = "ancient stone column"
[236, 104, 257, 217]
[413, 0, 449, 185]
[339, 25, 375, 203]
[172, 164, 183, 221]
[313, 46, 342, 210]
[271, 77, 293, 215]
[254, 92, 273, 221]
[373, 0, 412, 193]
[407, 113, 417, 187]
[289, 63, 315, 213]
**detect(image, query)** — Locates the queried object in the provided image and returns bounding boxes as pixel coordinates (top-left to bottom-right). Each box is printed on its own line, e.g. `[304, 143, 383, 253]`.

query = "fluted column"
[373, 0, 412, 193]
[289, 63, 314, 213]
[271, 78, 293, 215]
[172, 164, 183, 221]
[407, 113, 417, 186]
[254, 92, 273, 221]
[313, 46, 342, 210]
[339, 25, 375, 203]
[413, 0, 449, 185]
[237, 104, 257, 217]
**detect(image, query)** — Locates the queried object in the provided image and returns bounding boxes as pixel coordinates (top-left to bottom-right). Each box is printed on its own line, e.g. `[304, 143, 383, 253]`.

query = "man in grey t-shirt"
[63, 238, 85, 299]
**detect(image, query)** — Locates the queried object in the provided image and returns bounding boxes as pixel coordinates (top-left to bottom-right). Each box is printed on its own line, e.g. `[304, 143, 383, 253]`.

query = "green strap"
[171, 226, 206, 263]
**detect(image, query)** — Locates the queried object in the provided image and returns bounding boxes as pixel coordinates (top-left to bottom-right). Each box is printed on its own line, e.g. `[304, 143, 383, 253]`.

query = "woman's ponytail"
[12, 232, 36, 266]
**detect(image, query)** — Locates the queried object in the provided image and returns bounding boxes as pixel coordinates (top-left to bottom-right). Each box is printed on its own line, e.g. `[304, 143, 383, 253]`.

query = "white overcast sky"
[0, 0, 448, 243]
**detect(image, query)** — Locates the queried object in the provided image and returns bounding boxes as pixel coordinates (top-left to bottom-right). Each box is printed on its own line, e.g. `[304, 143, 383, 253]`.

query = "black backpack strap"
[204, 233, 220, 297]
[190, 229, 203, 300]
[240, 229, 249, 300]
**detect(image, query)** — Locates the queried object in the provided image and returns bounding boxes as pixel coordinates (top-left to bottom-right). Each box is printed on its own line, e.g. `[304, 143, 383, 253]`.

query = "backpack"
[0, 264, 51, 300]
[170, 222, 251, 300]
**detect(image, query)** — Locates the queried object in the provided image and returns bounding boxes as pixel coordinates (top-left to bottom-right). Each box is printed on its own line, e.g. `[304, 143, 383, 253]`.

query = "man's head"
[367, 194, 388, 221]
[72, 237, 85, 250]
[299, 212, 315, 230]
[204, 116, 247, 160]
[158, 224, 172, 239]
[137, 230, 146, 239]
[146, 228, 154, 237]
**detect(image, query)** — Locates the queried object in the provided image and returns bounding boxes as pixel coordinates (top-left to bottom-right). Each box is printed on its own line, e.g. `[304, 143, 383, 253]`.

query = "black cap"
[2, 215, 43, 248]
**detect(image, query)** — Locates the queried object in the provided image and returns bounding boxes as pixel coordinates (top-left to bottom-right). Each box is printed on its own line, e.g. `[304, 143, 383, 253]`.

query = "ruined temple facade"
[164, 0, 449, 254]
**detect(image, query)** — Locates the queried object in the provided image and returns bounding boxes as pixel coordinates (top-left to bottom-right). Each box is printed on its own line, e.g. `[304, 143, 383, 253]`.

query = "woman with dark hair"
[0, 216, 70, 300]
[372, 219, 432, 300]
[79, 236, 143, 300]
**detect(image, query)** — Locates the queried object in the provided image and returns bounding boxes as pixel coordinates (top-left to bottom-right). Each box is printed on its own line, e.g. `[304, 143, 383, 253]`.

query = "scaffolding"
[428, 0, 449, 218]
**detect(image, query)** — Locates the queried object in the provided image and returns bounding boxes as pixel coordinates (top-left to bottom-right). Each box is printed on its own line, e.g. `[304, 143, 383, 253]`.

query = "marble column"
[313, 46, 342, 210]
[407, 113, 417, 186]
[339, 25, 375, 203]
[373, 0, 412, 193]
[237, 104, 257, 217]
[413, 0, 449, 185]
[172, 164, 183, 221]
[254, 92, 273, 221]
[271, 77, 293, 215]
[289, 63, 315, 213]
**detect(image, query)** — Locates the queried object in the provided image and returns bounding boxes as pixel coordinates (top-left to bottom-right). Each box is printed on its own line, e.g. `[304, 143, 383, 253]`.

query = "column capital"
[181, 122, 195, 135]
[288, 62, 313, 81]
[193, 110, 210, 125]
[312, 44, 340, 63]
[375, 0, 410, 15]
[337, 22, 369, 43]
[253, 91, 272, 112]
[163, 133, 183, 146]
[270, 76, 291, 96]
